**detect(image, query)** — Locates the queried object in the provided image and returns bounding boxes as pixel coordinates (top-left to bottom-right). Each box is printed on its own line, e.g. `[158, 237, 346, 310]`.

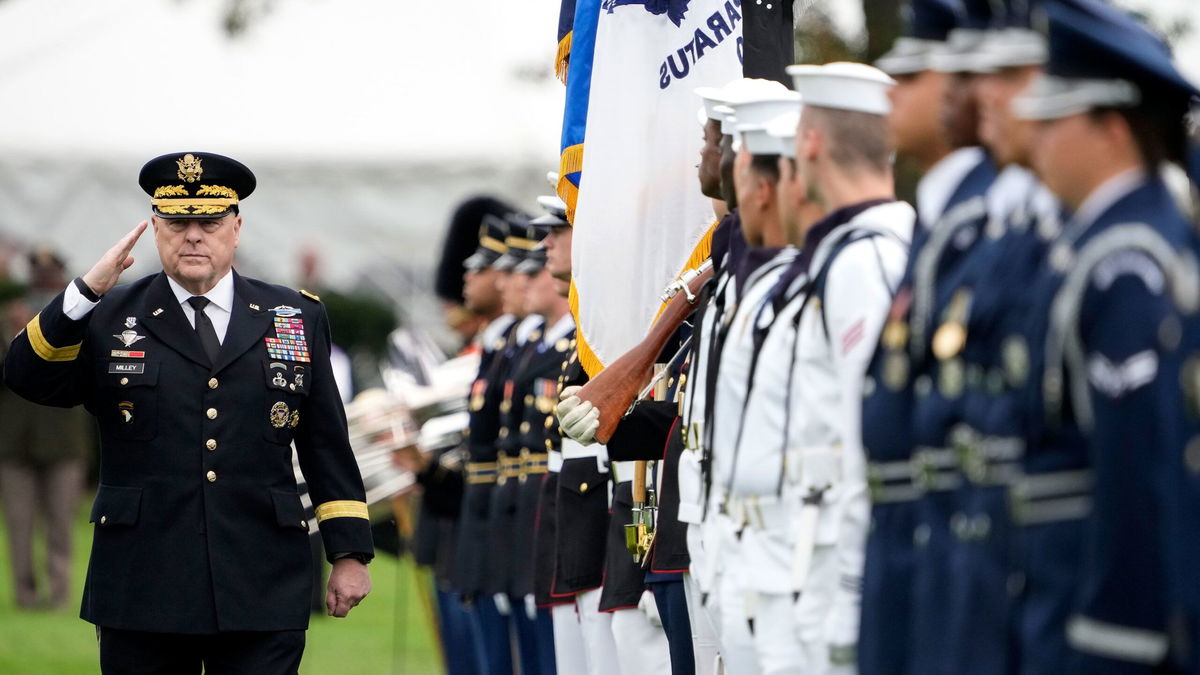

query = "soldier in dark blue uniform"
[455, 213, 522, 675]
[3, 152, 373, 674]
[1004, 0, 1200, 670]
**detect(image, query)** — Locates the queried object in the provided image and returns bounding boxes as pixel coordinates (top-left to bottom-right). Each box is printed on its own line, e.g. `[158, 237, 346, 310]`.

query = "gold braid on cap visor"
[151, 184, 239, 215]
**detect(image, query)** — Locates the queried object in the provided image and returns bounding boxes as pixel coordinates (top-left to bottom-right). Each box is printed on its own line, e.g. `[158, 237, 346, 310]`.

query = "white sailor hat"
[763, 110, 802, 159]
[697, 78, 794, 133]
[729, 91, 802, 157]
[786, 62, 896, 115]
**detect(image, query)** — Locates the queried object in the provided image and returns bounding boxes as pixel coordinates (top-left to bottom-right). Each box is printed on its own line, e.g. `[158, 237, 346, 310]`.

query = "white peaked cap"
[785, 62, 896, 115]
[764, 110, 802, 159]
[537, 194, 567, 215]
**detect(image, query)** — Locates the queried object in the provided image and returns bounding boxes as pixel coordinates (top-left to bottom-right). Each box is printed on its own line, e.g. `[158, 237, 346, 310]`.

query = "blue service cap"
[1014, 0, 1200, 120]
[972, 0, 1048, 70]
[928, 0, 999, 73]
[875, 0, 964, 75]
[463, 214, 510, 271]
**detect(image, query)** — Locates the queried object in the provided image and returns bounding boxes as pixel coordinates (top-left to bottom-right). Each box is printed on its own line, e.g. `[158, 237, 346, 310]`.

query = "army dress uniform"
[3, 154, 372, 675]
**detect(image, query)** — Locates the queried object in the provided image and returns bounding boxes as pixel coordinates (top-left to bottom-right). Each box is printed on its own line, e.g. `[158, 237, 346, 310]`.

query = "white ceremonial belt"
[911, 446, 964, 493]
[724, 494, 794, 532]
[560, 439, 602, 460]
[1067, 615, 1169, 665]
[548, 449, 563, 473]
[1010, 469, 1093, 526]
[951, 427, 1025, 486]
[611, 460, 641, 483]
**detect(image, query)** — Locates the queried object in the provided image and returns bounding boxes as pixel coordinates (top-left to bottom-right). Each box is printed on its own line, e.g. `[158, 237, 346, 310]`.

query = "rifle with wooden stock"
[574, 259, 714, 444]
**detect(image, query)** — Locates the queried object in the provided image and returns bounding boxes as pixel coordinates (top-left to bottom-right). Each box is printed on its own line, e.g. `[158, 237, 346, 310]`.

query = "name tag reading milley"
[108, 362, 146, 374]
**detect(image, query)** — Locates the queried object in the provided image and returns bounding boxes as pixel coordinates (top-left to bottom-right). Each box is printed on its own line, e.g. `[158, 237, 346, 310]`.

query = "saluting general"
[3, 152, 373, 675]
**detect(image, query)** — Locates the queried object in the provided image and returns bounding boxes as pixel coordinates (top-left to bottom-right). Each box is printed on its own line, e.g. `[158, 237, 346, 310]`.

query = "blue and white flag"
[570, 0, 743, 375]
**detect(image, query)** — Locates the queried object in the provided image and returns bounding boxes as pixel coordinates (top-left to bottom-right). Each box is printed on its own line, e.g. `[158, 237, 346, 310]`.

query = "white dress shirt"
[62, 270, 235, 345]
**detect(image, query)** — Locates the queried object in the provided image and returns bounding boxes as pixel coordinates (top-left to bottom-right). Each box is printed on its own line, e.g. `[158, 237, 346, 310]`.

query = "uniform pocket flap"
[558, 459, 604, 497]
[271, 490, 309, 530]
[263, 361, 309, 396]
[90, 485, 143, 526]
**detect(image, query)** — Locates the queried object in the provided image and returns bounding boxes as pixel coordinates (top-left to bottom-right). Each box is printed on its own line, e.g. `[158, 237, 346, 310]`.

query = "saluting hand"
[326, 558, 371, 618]
[81, 221, 147, 296]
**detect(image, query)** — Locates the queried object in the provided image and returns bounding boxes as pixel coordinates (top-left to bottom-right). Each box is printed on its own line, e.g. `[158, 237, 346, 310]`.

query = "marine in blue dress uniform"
[1005, 1, 1200, 670]
[3, 152, 373, 674]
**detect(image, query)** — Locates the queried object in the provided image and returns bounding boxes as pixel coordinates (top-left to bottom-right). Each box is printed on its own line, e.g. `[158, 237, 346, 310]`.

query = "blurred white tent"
[0, 0, 564, 292]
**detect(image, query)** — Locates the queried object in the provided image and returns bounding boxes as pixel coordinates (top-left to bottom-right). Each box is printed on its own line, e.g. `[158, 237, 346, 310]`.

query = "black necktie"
[187, 296, 221, 364]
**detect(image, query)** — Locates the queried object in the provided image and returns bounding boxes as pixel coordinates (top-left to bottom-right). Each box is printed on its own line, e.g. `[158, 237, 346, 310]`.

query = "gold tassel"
[555, 31, 573, 85]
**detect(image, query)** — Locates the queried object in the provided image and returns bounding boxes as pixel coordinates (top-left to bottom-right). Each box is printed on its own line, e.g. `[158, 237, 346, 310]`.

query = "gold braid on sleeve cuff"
[26, 314, 82, 362]
[314, 500, 369, 522]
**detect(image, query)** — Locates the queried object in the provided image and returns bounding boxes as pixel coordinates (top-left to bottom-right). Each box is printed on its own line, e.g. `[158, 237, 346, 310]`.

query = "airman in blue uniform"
[1004, 1, 1199, 671]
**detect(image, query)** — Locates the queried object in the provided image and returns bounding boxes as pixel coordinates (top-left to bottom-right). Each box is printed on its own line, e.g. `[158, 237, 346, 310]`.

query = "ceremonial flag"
[569, 0, 743, 376]
[556, 0, 599, 224]
[742, 0, 795, 83]
[556, 0, 578, 83]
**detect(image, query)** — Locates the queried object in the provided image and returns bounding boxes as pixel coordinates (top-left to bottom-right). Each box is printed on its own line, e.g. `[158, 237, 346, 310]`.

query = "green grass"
[0, 495, 442, 674]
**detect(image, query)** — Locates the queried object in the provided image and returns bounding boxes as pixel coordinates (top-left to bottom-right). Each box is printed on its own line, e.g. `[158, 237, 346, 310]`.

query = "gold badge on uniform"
[289, 410, 300, 428]
[270, 401, 290, 428]
[932, 289, 972, 361]
[176, 154, 203, 183]
[1002, 336, 1030, 388]
[469, 380, 486, 412]
[939, 358, 965, 399]
[884, 352, 910, 391]
[118, 401, 134, 423]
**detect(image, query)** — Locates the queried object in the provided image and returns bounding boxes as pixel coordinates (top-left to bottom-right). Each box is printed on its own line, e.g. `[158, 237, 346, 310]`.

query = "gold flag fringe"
[555, 31, 573, 85]
[557, 143, 584, 224]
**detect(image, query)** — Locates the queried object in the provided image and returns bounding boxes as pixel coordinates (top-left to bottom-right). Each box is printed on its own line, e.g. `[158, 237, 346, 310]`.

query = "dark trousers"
[464, 595, 513, 675]
[437, 588, 481, 675]
[511, 602, 557, 675]
[650, 579, 695, 675]
[98, 627, 305, 675]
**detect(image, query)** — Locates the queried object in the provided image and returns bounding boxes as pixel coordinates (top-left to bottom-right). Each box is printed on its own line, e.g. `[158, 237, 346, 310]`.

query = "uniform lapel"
[139, 273, 211, 368]
[212, 271, 273, 375]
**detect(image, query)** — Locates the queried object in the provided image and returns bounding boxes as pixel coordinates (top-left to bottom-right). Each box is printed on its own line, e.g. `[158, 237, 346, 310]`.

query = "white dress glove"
[556, 386, 600, 445]
[638, 589, 663, 628]
[493, 593, 512, 616]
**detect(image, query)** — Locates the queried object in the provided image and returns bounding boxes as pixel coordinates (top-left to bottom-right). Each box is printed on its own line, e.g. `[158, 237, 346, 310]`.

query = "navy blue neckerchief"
[769, 198, 896, 317]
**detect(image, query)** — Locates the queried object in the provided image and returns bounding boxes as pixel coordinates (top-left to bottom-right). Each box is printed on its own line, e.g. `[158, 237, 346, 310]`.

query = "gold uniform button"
[206, 408, 218, 420]
[579, 482, 588, 493]
[119, 377, 129, 386]
[300, 520, 308, 529]
[206, 470, 217, 483]
[524, 395, 534, 405]
[99, 515, 107, 525]
[520, 422, 531, 433]
[206, 439, 217, 451]
[208, 378, 219, 389]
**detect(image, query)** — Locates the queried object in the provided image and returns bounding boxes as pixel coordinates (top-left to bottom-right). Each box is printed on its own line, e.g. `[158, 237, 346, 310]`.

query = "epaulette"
[299, 289, 321, 303]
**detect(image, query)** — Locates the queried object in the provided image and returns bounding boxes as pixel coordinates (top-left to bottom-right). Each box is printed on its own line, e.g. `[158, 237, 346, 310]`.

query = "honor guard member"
[486, 219, 551, 675]
[1006, 0, 1200, 670]
[456, 212, 521, 675]
[877, 1, 1005, 670]
[484, 215, 545, 661]
[860, 2, 970, 671]
[3, 152, 373, 674]
[546, 199, 622, 675]
[510, 230, 576, 675]
[529, 192, 592, 675]
[934, 3, 1061, 672]
[772, 63, 913, 674]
